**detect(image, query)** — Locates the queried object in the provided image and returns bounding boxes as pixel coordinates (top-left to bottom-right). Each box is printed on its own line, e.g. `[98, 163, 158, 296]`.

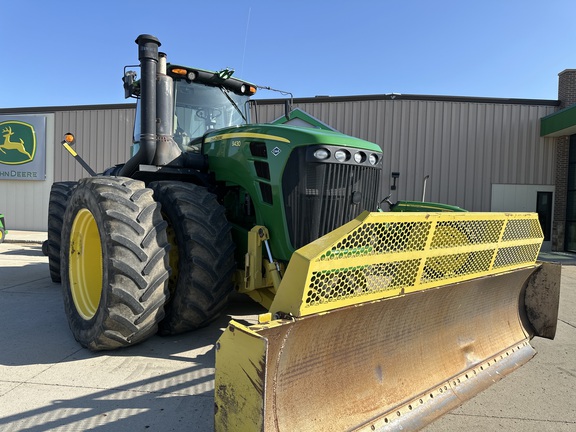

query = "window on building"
[537, 191, 552, 242]
[565, 135, 576, 252]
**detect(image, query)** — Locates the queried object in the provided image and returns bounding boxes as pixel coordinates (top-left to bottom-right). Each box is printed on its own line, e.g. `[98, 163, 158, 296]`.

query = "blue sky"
[1, 1, 573, 108]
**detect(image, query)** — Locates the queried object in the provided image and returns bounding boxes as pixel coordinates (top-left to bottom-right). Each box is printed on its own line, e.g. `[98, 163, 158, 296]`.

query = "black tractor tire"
[47, 181, 77, 282]
[60, 176, 170, 351]
[149, 181, 235, 335]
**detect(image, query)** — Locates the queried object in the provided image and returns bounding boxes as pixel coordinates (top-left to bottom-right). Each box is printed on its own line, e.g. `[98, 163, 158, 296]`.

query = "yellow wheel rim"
[69, 208, 103, 320]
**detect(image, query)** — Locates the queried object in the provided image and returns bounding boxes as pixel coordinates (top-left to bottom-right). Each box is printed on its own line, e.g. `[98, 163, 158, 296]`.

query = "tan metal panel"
[0, 106, 138, 231]
[2, 99, 555, 231]
[254, 99, 556, 211]
[54, 107, 135, 182]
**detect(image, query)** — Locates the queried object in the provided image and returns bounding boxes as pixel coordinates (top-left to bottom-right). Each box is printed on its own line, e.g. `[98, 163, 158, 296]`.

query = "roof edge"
[540, 103, 576, 137]
[0, 94, 560, 115]
[0, 103, 136, 114]
[254, 93, 560, 106]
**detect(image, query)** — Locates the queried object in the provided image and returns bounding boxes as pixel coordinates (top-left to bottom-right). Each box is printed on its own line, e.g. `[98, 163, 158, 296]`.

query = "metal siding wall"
[54, 107, 135, 182]
[1, 100, 555, 231]
[255, 99, 556, 211]
[0, 107, 134, 231]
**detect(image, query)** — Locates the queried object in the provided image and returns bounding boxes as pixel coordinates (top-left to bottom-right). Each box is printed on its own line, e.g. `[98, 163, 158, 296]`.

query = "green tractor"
[49, 35, 560, 431]
[48, 34, 386, 347]
[0, 213, 6, 243]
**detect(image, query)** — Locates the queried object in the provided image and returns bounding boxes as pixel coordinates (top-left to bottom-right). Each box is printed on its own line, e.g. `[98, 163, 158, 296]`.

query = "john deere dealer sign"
[0, 115, 46, 180]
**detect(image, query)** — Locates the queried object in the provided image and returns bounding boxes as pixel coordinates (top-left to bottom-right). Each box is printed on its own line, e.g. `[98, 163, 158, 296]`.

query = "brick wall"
[553, 136, 569, 250]
[553, 70, 576, 251]
[558, 69, 576, 109]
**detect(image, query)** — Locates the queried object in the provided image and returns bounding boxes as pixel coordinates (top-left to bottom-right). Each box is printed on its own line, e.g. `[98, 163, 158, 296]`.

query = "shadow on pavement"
[0, 284, 264, 431]
[0, 244, 45, 257]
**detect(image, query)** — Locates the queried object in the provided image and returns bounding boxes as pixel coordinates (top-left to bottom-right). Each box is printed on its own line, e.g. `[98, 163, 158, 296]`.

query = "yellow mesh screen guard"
[269, 211, 543, 317]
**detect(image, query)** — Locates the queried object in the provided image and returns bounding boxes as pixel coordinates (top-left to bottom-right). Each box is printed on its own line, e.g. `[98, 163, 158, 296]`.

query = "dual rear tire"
[149, 181, 235, 335]
[58, 177, 234, 350]
[47, 182, 77, 282]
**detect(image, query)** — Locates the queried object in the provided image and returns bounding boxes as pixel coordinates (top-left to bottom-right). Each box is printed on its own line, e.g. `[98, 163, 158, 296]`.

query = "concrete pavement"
[3, 230, 48, 244]
[0, 239, 264, 431]
[0, 236, 575, 431]
[426, 265, 576, 431]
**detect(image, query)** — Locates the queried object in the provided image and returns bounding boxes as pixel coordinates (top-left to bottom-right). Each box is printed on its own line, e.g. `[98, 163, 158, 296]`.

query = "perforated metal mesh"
[290, 212, 544, 314]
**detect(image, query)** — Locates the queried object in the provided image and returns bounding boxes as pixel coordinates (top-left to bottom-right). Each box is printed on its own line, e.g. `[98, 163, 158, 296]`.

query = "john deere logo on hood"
[0, 121, 36, 165]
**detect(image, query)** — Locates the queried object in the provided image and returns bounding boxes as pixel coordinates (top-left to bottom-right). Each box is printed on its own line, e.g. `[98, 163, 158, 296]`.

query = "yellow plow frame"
[215, 211, 561, 431]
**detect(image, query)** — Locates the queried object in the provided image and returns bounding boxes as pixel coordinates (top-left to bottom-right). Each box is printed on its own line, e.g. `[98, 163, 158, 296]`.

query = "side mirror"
[123, 70, 139, 99]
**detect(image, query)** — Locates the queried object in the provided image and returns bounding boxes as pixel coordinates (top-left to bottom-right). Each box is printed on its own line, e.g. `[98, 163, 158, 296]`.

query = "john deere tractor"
[48, 35, 561, 431]
[0, 213, 6, 243]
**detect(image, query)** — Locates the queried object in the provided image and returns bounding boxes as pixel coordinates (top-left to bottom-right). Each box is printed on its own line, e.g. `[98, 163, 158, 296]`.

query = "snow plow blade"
[215, 212, 561, 431]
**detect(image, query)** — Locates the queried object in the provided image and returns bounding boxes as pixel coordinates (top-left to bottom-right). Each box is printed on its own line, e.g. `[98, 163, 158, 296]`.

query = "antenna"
[241, 7, 252, 76]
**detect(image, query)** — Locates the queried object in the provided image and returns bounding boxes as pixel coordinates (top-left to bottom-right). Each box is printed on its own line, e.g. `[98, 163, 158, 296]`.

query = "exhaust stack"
[154, 52, 182, 166]
[120, 34, 182, 176]
[136, 34, 160, 166]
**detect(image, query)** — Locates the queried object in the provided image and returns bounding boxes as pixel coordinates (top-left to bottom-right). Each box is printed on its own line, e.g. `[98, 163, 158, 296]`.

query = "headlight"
[334, 150, 349, 162]
[354, 152, 366, 163]
[314, 148, 330, 160]
[369, 154, 378, 165]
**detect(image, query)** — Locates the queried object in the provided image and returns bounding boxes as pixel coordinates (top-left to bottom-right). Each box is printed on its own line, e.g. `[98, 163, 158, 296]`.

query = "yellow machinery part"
[68, 208, 103, 320]
[269, 211, 544, 317]
[234, 226, 284, 310]
[214, 211, 561, 431]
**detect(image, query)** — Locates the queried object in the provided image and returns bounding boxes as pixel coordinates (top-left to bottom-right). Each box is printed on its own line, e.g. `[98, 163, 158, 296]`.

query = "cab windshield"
[173, 80, 250, 147]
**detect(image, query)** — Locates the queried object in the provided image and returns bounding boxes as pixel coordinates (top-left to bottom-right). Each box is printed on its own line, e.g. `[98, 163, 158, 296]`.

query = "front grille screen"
[283, 148, 381, 249]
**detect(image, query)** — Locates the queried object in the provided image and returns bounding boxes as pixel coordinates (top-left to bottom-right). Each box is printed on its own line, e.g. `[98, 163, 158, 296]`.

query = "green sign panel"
[0, 115, 46, 180]
[0, 121, 36, 164]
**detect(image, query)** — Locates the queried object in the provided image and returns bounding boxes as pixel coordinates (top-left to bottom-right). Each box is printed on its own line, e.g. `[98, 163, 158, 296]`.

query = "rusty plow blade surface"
[214, 212, 561, 431]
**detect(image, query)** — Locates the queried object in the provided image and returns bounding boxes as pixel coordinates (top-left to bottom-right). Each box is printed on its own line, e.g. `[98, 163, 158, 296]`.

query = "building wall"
[0, 105, 135, 231]
[0, 97, 558, 232]
[255, 97, 557, 211]
[53, 106, 136, 182]
[552, 70, 576, 250]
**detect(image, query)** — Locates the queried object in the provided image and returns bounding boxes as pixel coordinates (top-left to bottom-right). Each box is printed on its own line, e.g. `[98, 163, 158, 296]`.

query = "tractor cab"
[127, 62, 256, 155]
[173, 71, 252, 142]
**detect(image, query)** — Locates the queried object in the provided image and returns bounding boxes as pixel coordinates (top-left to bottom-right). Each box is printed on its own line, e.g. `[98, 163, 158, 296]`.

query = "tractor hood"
[203, 123, 382, 152]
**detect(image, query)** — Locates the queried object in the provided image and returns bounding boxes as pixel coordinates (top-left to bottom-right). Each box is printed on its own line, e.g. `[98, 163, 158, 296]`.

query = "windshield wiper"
[219, 86, 248, 124]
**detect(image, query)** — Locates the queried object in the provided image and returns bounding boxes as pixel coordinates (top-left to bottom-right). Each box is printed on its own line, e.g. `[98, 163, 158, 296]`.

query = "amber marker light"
[241, 84, 257, 95]
[64, 133, 75, 145]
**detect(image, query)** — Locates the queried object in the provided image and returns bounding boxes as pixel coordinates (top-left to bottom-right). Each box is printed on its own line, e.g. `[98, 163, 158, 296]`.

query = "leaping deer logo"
[1, 126, 32, 158]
